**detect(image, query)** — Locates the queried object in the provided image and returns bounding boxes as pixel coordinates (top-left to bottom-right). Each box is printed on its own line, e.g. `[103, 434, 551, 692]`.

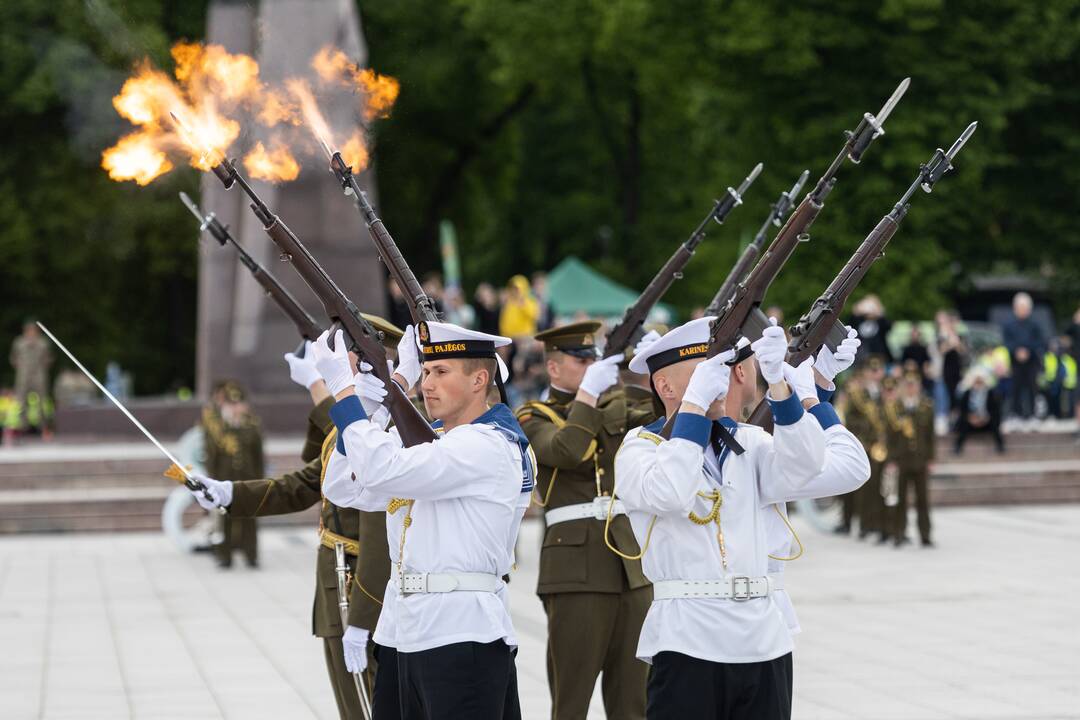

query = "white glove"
[683, 349, 736, 410]
[353, 362, 388, 417]
[189, 474, 233, 510]
[283, 342, 322, 389]
[579, 355, 621, 398]
[311, 329, 354, 396]
[814, 327, 861, 382]
[342, 626, 370, 673]
[751, 318, 788, 385]
[632, 330, 662, 358]
[394, 325, 422, 391]
[783, 358, 817, 404]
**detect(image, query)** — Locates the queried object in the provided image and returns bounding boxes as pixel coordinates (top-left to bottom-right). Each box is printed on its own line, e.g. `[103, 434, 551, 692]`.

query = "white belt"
[652, 575, 782, 601]
[397, 572, 501, 595]
[545, 496, 624, 526]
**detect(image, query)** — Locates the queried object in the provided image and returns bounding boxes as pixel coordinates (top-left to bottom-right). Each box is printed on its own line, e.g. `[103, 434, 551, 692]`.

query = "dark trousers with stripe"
[373, 643, 401, 720]
[647, 651, 793, 720]
[398, 640, 521, 719]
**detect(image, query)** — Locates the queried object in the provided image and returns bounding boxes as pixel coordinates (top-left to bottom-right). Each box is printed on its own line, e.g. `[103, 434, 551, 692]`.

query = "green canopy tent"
[545, 256, 675, 324]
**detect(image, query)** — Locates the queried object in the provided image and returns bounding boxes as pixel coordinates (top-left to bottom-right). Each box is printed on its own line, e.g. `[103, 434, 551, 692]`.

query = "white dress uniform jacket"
[615, 392, 869, 664]
[323, 397, 533, 654]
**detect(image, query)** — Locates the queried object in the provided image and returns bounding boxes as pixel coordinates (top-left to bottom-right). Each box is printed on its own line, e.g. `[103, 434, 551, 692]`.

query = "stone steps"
[0, 437, 317, 534]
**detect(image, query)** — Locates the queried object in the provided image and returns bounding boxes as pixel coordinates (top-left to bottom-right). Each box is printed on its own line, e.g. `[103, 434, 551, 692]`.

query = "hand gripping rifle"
[706, 170, 809, 316]
[205, 159, 439, 445]
[744, 121, 978, 429]
[603, 163, 763, 358]
[180, 192, 323, 356]
[705, 78, 911, 357]
[325, 153, 440, 324]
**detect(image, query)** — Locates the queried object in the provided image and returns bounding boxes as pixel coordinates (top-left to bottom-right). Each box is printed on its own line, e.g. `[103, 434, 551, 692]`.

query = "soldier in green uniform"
[202, 380, 264, 567]
[9, 320, 52, 432]
[516, 321, 655, 720]
[842, 359, 890, 542]
[191, 315, 402, 720]
[884, 371, 936, 547]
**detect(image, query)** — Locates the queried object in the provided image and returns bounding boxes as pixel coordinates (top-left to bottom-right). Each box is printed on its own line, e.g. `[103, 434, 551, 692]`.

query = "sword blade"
[36, 322, 195, 484]
[875, 77, 911, 125]
[946, 121, 978, 161]
[737, 162, 764, 196]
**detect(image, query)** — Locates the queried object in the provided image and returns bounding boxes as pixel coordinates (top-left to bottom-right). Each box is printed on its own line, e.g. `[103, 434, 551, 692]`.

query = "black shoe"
[894, 536, 911, 548]
[876, 533, 891, 545]
[245, 559, 259, 569]
[921, 539, 935, 548]
[833, 524, 851, 535]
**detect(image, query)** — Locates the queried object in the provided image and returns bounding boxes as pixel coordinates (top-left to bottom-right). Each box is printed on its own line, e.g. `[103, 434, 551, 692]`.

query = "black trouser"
[373, 644, 401, 720]
[1010, 359, 1038, 418]
[954, 417, 1004, 453]
[398, 641, 520, 720]
[647, 651, 792, 720]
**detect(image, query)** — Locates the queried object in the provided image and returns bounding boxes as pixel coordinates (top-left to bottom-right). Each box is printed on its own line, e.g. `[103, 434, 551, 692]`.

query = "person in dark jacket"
[1001, 292, 1045, 420]
[901, 326, 932, 391]
[954, 369, 1004, 454]
[850, 294, 894, 365]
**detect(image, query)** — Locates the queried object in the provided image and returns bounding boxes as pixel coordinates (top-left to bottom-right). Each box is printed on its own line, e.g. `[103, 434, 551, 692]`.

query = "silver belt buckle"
[401, 573, 428, 594]
[731, 576, 751, 601]
[591, 496, 609, 520]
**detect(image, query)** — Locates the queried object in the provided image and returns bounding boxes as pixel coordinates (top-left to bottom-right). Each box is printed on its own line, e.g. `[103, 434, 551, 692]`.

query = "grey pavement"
[0, 506, 1077, 719]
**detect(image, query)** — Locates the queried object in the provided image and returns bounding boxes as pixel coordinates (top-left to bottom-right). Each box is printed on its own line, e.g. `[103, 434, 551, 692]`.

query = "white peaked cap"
[418, 321, 512, 348]
[628, 316, 715, 375]
[416, 320, 511, 383]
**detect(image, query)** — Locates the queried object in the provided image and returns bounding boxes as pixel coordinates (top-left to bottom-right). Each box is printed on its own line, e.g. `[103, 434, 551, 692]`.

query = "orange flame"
[102, 133, 174, 185]
[243, 141, 301, 182]
[312, 45, 400, 120]
[103, 42, 398, 185]
[340, 133, 371, 172]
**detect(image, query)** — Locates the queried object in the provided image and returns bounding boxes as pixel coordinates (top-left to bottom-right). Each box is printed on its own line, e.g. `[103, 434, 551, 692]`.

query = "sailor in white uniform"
[311, 321, 535, 720]
[614, 317, 869, 719]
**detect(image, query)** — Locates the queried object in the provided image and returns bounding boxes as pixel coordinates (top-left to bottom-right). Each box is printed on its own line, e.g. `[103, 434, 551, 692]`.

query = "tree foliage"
[2, 0, 1078, 391]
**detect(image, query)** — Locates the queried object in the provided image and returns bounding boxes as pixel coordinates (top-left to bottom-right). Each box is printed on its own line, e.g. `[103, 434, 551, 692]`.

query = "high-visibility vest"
[1064, 354, 1078, 390]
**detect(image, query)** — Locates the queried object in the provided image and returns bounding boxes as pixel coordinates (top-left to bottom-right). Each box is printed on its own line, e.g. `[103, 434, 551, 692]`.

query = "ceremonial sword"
[35, 322, 215, 502]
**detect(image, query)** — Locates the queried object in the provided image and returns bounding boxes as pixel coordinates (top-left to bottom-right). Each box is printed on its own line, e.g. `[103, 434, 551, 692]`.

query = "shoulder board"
[515, 401, 566, 427]
[636, 430, 664, 445]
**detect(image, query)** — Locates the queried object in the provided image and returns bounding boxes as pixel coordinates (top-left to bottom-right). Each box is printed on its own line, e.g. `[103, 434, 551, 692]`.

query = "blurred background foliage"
[2, 0, 1078, 392]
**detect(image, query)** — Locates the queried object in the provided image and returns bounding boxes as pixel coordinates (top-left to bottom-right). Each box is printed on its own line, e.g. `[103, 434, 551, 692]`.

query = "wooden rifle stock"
[743, 118, 978, 431]
[181, 192, 322, 347]
[214, 161, 438, 445]
[605, 163, 763, 358]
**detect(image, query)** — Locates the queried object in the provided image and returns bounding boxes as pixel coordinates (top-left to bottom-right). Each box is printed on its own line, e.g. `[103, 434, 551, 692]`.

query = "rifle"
[325, 151, 440, 324]
[205, 159, 439, 445]
[603, 163, 763, 359]
[745, 121, 978, 428]
[706, 78, 911, 357]
[706, 170, 809, 316]
[179, 191, 323, 355]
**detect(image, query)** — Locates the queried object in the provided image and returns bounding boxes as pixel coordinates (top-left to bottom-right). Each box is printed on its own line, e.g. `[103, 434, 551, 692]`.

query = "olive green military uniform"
[884, 388, 935, 544]
[843, 385, 889, 539]
[203, 391, 265, 567]
[516, 322, 655, 720]
[225, 315, 402, 719]
[10, 331, 52, 430]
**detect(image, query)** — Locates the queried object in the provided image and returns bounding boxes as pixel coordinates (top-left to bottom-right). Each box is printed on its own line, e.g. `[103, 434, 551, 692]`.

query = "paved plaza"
[0, 505, 1077, 719]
